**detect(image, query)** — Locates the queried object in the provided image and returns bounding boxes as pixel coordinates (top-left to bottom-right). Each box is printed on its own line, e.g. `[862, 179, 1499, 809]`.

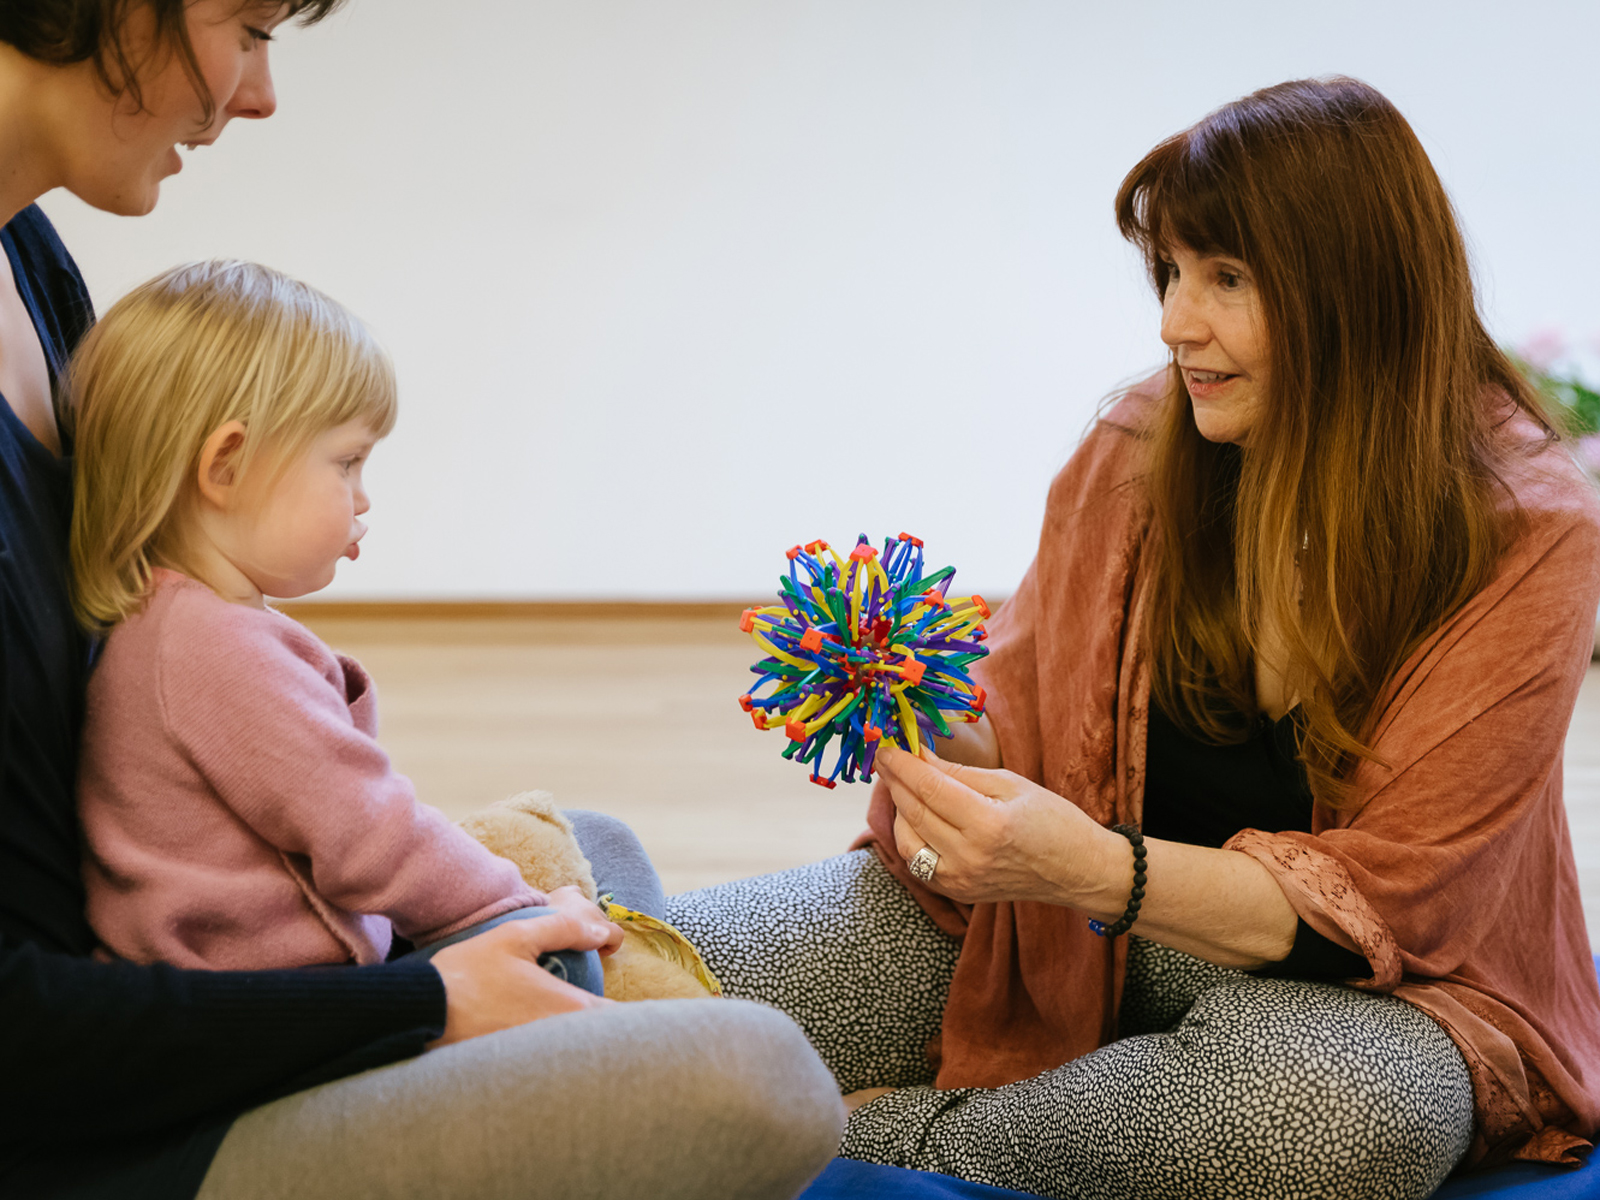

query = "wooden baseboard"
[274, 599, 763, 622]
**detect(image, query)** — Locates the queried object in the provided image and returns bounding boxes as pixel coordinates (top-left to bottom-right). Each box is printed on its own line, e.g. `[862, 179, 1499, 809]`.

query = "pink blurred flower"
[1516, 329, 1568, 371]
[1519, 327, 1566, 372]
[1578, 433, 1600, 476]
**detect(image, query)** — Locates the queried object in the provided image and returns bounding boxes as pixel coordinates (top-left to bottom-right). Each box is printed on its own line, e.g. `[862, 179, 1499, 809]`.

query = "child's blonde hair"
[69, 260, 397, 631]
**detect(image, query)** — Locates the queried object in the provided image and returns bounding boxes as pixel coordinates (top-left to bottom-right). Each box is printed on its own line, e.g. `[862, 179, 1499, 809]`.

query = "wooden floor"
[292, 611, 1600, 947]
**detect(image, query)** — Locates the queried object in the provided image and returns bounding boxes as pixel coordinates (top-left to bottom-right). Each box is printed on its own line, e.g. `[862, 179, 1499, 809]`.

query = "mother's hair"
[0, 0, 345, 120]
[1114, 76, 1554, 803]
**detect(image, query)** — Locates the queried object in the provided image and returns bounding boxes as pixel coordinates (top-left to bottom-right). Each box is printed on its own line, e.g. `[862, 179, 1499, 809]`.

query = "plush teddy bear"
[458, 791, 720, 1002]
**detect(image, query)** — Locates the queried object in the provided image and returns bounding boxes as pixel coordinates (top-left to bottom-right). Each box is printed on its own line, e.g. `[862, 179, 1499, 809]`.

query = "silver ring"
[908, 846, 939, 884]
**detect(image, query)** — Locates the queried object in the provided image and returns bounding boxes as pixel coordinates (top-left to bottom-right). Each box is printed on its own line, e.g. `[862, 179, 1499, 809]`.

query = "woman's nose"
[227, 46, 279, 121]
[1160, 281, 1207, 350]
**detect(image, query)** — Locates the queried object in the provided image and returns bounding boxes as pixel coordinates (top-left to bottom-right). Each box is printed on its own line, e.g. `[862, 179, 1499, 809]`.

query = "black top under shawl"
[1141, 698, 1370, 979]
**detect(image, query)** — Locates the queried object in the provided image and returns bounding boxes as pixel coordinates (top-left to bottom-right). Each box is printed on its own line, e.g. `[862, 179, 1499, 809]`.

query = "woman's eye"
[1218, 271, 1241, 289]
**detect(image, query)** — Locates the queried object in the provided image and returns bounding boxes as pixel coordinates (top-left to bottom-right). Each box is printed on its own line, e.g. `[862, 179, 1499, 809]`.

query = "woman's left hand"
[873, 743, 1120, 909]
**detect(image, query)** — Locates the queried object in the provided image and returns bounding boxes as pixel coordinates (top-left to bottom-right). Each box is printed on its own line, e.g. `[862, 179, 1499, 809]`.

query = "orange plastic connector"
[751, 709, 769, 730]
[864, 725, 882, 743]
[809, 775, 838, 790]
[805, 539, 830, 554]
[897, 532, 924, 548]
[849, 543, 878, 563]
[921, 589, 948, 608]
[740, 608, 759, 633]
[799, 627, 825, 652]
[900, 658, 926, 686]
[785, 545, 803, 560]
[738, 694, 754, 712]
[973, 685, 987, 710]
[785, 719, 807, 742]
[971, 594, 991, 619]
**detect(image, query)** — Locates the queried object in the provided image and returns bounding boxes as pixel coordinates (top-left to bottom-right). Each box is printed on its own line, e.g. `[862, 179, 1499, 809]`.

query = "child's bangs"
[246, 287, 399, 471]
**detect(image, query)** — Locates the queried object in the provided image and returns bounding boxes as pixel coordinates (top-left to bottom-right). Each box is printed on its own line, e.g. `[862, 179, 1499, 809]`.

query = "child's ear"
[196, 421, 249, 509]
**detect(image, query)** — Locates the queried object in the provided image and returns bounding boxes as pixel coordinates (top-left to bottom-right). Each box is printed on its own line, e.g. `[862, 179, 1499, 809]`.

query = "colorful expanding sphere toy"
[739, 533, 990, 788]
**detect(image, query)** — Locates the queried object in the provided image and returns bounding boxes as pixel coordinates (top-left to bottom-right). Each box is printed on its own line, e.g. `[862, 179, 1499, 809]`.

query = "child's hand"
[544, 884, 626, 957]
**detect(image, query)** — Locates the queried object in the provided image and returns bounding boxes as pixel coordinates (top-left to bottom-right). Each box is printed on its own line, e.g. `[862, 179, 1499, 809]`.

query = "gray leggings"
[664, 850, 1476, 1200]
[196, 813, 844, 1200]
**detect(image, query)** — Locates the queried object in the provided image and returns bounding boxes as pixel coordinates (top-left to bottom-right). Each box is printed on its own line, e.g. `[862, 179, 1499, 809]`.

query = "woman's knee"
[563, 808, 665, 917]
[625, 998, 845, 1197]
[1161, 979, 1474, 1197]
[200, 999, 841, 1200]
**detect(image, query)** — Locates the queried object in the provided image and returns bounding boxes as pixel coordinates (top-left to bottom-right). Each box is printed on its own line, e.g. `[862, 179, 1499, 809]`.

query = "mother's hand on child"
[873, 745, 1119, 908]
[544, 884, 626, 957]
[427, 891, 623, 1048]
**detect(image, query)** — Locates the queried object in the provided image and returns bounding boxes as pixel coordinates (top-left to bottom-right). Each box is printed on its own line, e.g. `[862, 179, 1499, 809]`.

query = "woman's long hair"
[1114, 76, 1553, 804]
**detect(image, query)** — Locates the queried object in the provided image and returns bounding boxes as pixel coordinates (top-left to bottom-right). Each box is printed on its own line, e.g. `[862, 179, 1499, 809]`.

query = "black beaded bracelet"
[1088, 824, 1146, 938]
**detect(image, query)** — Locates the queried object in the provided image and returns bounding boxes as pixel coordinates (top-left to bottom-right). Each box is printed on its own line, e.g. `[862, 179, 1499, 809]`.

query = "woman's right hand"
[426, 889, 623, 1047]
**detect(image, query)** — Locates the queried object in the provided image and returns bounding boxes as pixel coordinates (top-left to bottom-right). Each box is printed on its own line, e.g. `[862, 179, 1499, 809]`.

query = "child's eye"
[245, 26, 275, 43]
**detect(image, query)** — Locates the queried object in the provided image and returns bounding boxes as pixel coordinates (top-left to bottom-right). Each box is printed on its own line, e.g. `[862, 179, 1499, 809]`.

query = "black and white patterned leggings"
[665, 850, 1474, 1200]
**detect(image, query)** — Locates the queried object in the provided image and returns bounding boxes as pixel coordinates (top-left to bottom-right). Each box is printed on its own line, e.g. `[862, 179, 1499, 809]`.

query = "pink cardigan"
[863, 381, 1600, 1167]
[79, 569, 541, 970]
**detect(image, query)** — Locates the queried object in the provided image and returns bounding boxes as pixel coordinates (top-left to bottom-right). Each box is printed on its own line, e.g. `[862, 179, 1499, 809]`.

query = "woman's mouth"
[1183, 368, 1241, 399]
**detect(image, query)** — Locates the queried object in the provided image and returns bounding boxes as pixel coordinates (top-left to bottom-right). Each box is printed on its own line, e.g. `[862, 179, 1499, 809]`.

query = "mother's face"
[1158, 244, 1270, 448]
[58, 0, 290, 216]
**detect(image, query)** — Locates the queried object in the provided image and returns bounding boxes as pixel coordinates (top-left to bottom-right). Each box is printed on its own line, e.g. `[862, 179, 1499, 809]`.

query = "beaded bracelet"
[1087, 824, 1147, 938]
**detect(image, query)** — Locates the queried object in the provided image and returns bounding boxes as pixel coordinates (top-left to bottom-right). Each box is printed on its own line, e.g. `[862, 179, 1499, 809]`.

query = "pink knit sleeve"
[156, 607, 542, 945]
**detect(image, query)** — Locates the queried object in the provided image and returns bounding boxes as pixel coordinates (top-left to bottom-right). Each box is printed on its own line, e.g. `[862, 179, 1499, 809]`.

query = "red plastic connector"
[738, 694, 754, 712]
[809, 775, 838, 790]
[751, 709, 769, 730]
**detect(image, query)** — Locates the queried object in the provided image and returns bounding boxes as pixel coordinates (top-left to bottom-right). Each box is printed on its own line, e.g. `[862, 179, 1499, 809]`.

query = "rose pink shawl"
[860, 384, 1600, 1167]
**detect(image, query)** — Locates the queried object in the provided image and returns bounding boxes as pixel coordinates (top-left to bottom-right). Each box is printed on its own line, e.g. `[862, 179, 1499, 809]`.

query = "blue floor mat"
[801, 1153, 1598, 1200]
[800, 960, 1600, 1200]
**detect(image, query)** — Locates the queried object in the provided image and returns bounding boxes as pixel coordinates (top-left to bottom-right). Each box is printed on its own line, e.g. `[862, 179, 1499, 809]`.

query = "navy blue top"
[1142, 698, 1370, 979]
[0, 206, 450, 1200]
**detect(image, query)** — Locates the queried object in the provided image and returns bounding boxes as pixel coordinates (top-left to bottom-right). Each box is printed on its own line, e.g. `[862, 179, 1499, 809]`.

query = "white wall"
[40, 0, 1600, 600]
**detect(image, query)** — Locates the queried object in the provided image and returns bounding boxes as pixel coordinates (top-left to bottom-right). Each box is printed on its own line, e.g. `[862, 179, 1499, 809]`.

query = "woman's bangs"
[1154, 144, 1247, 262]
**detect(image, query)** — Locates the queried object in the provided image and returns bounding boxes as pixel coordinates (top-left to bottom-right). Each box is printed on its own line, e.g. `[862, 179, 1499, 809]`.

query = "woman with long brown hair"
[669, 76, 1600, 1197]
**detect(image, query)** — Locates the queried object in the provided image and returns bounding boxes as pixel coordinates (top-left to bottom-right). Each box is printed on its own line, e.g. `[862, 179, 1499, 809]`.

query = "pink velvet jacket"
[78, 570, 541, 970]
[864, 384, 1600, 1168]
